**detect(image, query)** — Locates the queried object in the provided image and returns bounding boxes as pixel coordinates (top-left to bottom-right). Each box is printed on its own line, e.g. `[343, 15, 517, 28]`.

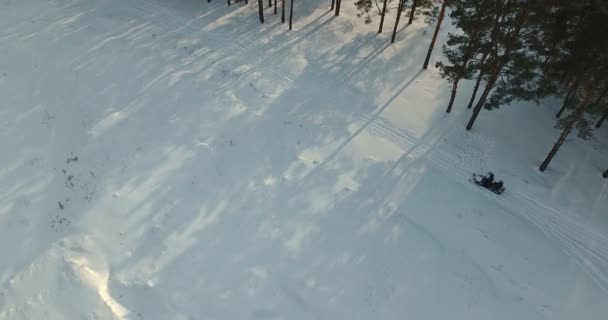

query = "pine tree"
[467, 49, 490, 109]
[335, 0, 342, 16]
[282, 0, 286, 23]
[437, 0, 504, 111]
[406, 0, 434, 24]
[391, 0, 406, 43]
[407, 0, 418, 24]
[589, 85, 608, 126]
[422, 0, 447, 70]
[258, 0, 265, 23]
[538, 2, 608, 171]
[355, 0, 400, 25]
[540, 89, 593, 172]
[555, 80, 578, 118]
[290, 0, 295, 30]
[379, 0, 389, 32]
[597, 108, 608, 128]
[466, 1, 532, 130]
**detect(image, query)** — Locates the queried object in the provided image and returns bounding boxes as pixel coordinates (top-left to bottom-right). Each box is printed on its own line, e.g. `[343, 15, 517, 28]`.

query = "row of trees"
[354, 0, 608, 176]
[353, 0, 438, 42]
[433, 0, 607, 174]
[209, 0, 296, 29]
[216, 0, 608, 177]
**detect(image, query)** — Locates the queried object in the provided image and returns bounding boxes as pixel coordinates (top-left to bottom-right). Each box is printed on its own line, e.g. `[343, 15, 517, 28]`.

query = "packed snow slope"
[1, 0, 608, 319]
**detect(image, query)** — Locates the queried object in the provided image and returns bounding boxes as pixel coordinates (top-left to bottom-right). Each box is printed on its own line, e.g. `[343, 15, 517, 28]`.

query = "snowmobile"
[471, 172, 505, 195]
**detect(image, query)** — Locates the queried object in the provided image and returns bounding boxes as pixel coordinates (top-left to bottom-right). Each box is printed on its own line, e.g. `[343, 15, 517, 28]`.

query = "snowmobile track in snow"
[358, 112, 608, 294]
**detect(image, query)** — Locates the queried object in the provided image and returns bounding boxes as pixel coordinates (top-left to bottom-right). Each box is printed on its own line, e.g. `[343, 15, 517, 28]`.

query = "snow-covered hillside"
[1, 0, 607, 319]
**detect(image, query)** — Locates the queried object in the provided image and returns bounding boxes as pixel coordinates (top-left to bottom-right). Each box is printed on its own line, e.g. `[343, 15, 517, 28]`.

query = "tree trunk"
[258, 0, 265, 23]
[289, 0, 294, 30]
[591, 85, 608, 106]
[540, 40, 559, 71]
[408, 0, 418, 24]
[559, 70, 572, 85]
[465, 0, 504, 110]
[274, 0, 277, 14]
[391, 0, 406, 43]
[268, 0, 272, 8]
[465, 6, 530, 130]
[556, 81, 577, 118]
[555, 101, 568, 118]
[335, 0, 342, 16]
[539, 91, 592, 172]
[539, 122, 574, 172]
[596, 110, 607, 128]
[281, 0, 286, 22]
[378, 0, 389, 33]
[447, 32, 481, 112]
[467, 51, 489, 109]
[446, 80, 459, 113]
[603, 168, 608, 179]
[331, 0, 335, 10]
[422, 0, 447, 69]
[228, 0, 231, 5]
[468, 73, 483, 109]
[466, 71, 497, 130]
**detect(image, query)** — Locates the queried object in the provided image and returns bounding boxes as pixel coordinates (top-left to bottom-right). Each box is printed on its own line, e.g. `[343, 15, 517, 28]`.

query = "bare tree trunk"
[281, 0, 285, 22]
[466, 70, 497, 130]
[378, 0, 389, 33]
[446, 33, 483, 112]
[556, 80, 577, 118]
[540, 92, 592, 172]
[268, 0, 272, 8]
[274, 0, 277, 14]
[228, 0, 231, 5]
[468, 73, 484, 109]
[289, 0, 294, 30]
[591, 85, 608, 106]
[331, 0, 335, 10]
[539, 122, 574, 172]
[408, 0, 418, 24]
[335, 0, 342, 16]
[467, 51, 489, 109]
[597, 110, 607, 128]
[258, 0, 265, 23]
[446, 81, 459, 113]
[391, 0, 406, 43]
[423, 0, 447, 69]
[603, 168, 608, 178]
[466, 1, 504, 110]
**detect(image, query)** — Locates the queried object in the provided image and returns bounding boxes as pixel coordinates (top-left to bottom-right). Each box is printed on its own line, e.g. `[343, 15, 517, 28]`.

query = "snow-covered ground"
[1, 0, 608, 319]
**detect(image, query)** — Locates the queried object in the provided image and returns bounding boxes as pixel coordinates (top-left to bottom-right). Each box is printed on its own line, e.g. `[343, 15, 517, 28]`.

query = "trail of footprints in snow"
[52, 152, 99, 232]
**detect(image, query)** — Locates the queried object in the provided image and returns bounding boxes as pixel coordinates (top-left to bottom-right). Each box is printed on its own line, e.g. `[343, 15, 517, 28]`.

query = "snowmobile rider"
[480, 172, 494, 188]
[492, 180, 504, 192]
